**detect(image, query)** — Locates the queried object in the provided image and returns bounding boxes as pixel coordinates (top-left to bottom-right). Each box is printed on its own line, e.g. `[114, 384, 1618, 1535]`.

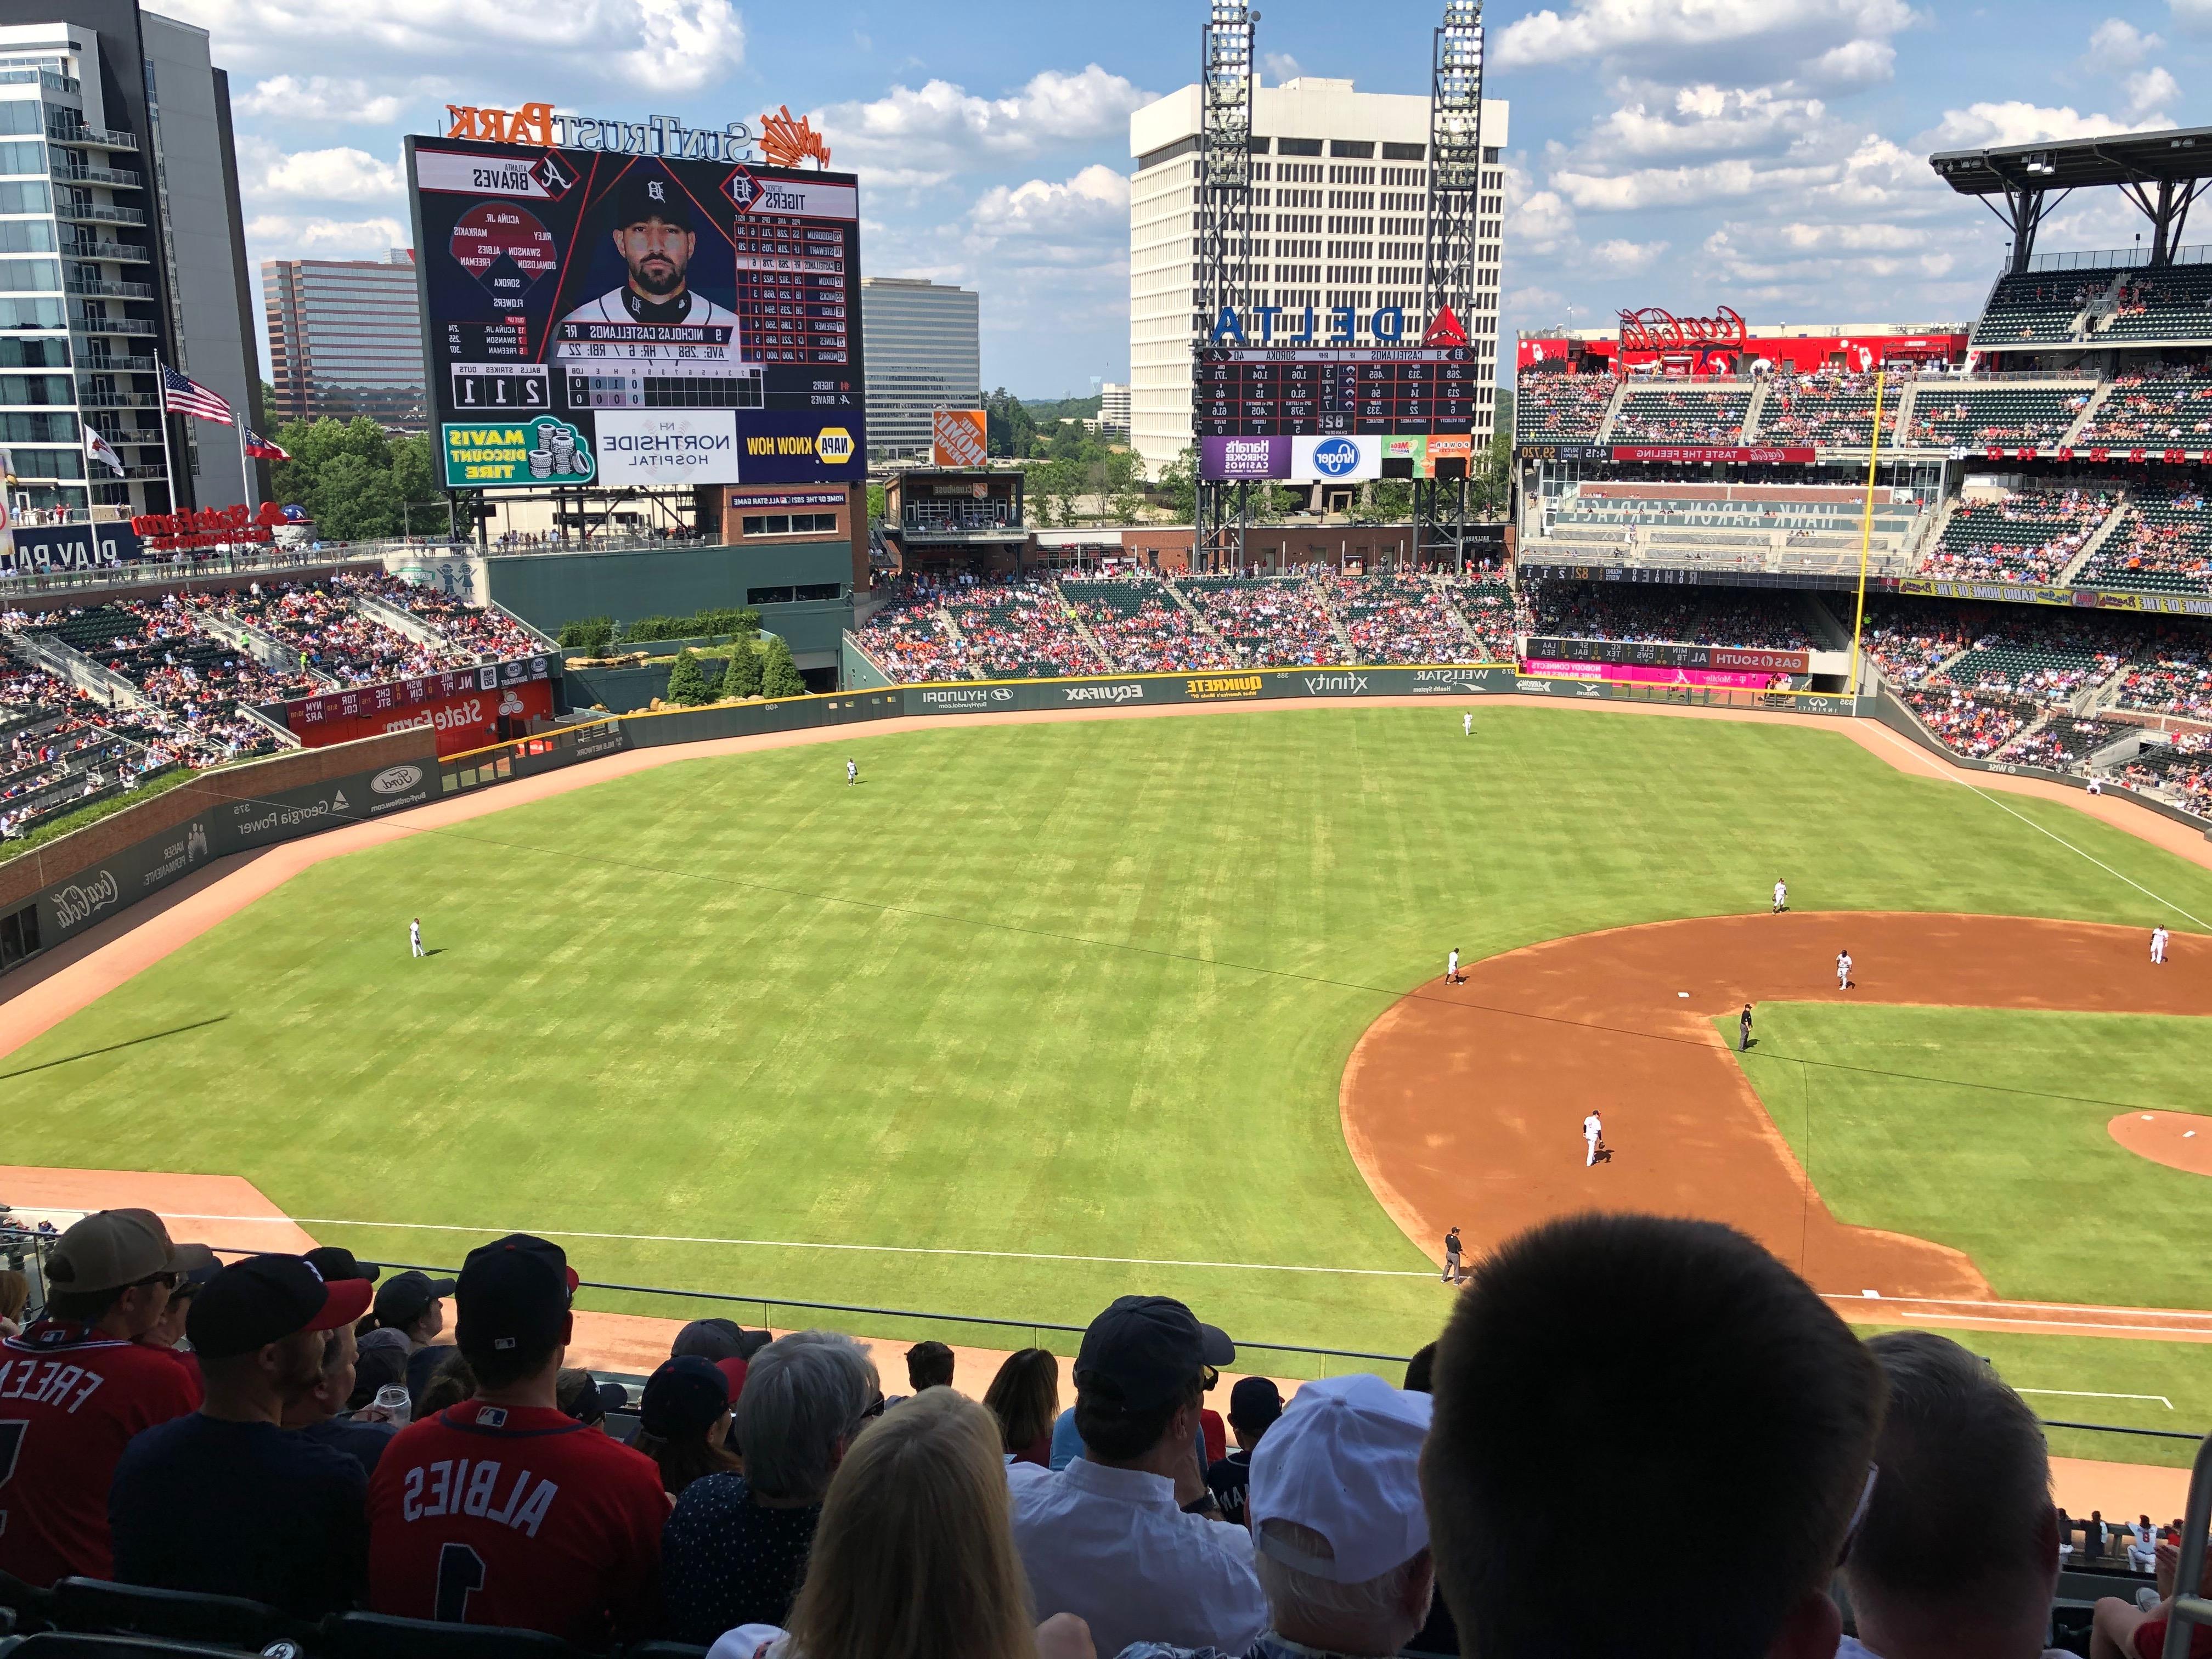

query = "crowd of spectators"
[1330, 575, 1479, 664]
[2108, 631, 2212, 721]
[1062, 579, 1238, 674]
[1525, 582, 1815, 650]
[1919, 487, 2117, 585]
[936, 580, 1110, 680]
[219, 582, 477, 685]
[1753, 371, 1904, 446]
[2078, 485, 2212, 594]
[1510, 371, 1616, 442]
[853, 578, 970, 682]
[333, 572, 543, 662]
[2075, 366, 2212, 447]
[1177, 579, 1347, 668]
[2119, 731, 2212, 812]
[8, 1207, 2204, 1659]
[1607, 387, 1752, 445]
[1901, 685, 2040, 759]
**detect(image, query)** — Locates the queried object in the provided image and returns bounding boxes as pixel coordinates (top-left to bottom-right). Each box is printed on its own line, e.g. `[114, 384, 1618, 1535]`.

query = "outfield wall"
[0, 730, 439, 978]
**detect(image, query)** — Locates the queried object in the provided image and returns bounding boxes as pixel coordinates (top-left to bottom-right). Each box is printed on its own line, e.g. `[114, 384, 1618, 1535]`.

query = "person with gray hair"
[661, 1329, 881, 1646]
[1115, 1373, 1435, 1659]
[1841, 1331, 2066, 1659]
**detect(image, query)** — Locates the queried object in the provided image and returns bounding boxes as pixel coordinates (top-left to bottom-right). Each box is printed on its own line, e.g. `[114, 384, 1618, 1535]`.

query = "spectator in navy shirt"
[110, 1254, 375, 1618]
[286, 1319, 396, 1479]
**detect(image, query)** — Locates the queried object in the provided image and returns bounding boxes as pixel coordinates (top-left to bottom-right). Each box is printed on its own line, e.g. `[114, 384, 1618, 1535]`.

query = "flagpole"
[234, 393, 253, 509]
[155, 353, 176, 518]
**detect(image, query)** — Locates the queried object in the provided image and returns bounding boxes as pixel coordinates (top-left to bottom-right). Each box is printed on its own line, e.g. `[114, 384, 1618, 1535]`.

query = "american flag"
[161, 364, 233, 425]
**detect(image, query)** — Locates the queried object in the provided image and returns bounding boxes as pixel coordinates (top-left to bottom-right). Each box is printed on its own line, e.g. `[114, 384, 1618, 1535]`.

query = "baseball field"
[7, 702, 2212, 1461]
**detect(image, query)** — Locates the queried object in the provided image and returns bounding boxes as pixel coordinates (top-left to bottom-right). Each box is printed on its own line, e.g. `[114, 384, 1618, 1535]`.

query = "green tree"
[983, 388, 1038, 458]
[866, 482, 887, 523]
[1108, 450, 1146, 524]
[1470, 431, 1514, 519]
[665, 648, 713, 706]
[306, 452, 404, 539]
[390, 433, 440, 533]
[760, 635, 806, 698]
[1035, 457, 1082, 526]
[1159, 445, 1198, 523]
[556, 616, 614, 654]
[721, 639, 764, 698]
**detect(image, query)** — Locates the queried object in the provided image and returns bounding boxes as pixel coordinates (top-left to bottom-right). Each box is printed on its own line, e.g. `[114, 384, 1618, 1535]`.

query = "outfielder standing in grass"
[409, 918, 423, 960]
[845, 758, 857, 787]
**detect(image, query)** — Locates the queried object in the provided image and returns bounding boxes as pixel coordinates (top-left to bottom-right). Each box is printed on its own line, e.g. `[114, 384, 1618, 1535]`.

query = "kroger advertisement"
[407, 136, 864, 490]
[1200, 435, 1388, 483]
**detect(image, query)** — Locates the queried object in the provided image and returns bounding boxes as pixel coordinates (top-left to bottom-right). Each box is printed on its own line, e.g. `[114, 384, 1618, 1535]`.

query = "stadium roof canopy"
[1930, 126, 2212, 271]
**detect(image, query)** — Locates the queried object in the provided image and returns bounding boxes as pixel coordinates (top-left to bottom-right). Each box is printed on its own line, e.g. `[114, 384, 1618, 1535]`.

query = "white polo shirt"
[1006, 1457, 1267, 1657]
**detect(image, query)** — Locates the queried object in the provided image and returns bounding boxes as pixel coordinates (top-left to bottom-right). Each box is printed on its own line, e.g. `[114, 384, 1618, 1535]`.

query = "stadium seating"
[2107, 630, 2212, 721]
[1532, 484, 1928, 576]
[1174, 577, 1347, 667]
[2074, 367, 2212, 447]
[2072, 484, 2212, 595]
[331, 573, 542, 662]
[2119, 733, 2212, 810]
[1607, 385, 1753, 444]
[1969, 270, 2114, 346]
[853, 580, 966, 682]
[935, 579, 1108, 680]
[1751, 373, 1903, 446]
[0, 659, 173, 838]
[1904, 385, 2091, 448]
[1934, 625, 2118, 703]
[1059, 578, 1236, 672]
[1525, 582, 1814, 651]
[1918, 487, 2117, 585]
[2000, 714, 2127, 769]
[2098, 263, 2212, 341]
[1512, 372, 1616, 443]
[1902, 685, 2040, 758]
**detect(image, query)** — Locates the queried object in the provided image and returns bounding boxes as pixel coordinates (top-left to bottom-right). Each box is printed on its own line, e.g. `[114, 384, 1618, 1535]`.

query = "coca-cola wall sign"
[1616, 306, 1748, 353]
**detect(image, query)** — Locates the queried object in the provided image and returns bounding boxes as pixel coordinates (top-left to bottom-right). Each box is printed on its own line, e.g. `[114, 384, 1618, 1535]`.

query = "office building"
[1128, 76, 1509, 473]
[0, 6, 260, 515]
[1099, 380, 1130, 439]
[263, 249, 425, 429]
[859, 275, 979, 464]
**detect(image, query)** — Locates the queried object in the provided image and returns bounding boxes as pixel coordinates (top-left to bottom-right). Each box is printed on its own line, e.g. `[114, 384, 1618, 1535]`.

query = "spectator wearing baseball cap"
[369, 1267, 456, 1408]
[636, 1354, 740, 1495]
[1007, 1295, 1265, 1657]
[1421, 1214, 1884, 1659]
[673, 1316, 772, 1364]
[1122, 1373, 1437, 1659]
[288, 1313, 398, 1480]
[366, 1234, 666, 1647]
[0, 1209, 200, 1587]
[1204, 1375, 1283, 1527]
[109, 1252, 376, 1617]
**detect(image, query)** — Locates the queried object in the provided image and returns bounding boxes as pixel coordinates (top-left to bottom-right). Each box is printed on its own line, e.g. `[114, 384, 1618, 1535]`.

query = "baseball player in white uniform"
[846, 758, 857, 787]
[410, 917, 424, 959]
[1583, 1110, 1603, 1167]
[1836, 949, 1853, 990]
[1446, 946, 1460, 985]
[2151, 924, 2170, 966]
[557, 171, 741, 360]
[1462, 712, 1473, 737]
[1772, 878, 1787, 914]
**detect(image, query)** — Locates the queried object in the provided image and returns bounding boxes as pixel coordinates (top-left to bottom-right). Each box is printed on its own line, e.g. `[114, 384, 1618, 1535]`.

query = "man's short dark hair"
[462, 1330, 560, 1391]
[1075, 1379, 1197, 1463]
[1423, 1212, 1884, 1659]
[1849, 1331, 2052, 1605]
[906, 1340, 955, 1391]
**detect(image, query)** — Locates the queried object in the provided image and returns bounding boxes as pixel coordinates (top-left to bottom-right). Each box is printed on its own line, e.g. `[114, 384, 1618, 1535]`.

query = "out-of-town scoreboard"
[1193, 344, 1483, 437]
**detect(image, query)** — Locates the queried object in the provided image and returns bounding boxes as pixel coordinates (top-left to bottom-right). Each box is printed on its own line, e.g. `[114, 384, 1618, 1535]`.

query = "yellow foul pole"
[1846, 368, 1887, 699]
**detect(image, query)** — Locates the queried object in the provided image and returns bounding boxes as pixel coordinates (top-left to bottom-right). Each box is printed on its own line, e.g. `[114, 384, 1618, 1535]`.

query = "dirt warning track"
[1340, 912, 2212, 1322]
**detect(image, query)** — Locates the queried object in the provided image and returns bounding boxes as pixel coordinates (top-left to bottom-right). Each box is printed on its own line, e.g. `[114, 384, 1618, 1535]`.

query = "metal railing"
[2022, 244, 2212, 274]
[55, 202, 145, 226]
[64, 278, 153, 300]
[47, 120, 137, 150]
[59, 239, 148, 262]
[52, 162, 141, 190]
[0, 541, 408, 600]
[71, 315, 154, 335]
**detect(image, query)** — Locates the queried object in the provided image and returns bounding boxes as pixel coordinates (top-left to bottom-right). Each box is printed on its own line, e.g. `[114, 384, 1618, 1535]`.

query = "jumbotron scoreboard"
[1194, 346, 1482, 436]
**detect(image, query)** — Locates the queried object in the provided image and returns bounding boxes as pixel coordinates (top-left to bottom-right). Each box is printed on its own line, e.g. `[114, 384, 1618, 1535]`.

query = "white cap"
[1247, 1373, 1433, 1583]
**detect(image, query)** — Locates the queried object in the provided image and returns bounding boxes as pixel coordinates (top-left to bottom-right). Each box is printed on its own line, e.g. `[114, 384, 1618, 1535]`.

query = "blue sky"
[163, 0, 2206, 397]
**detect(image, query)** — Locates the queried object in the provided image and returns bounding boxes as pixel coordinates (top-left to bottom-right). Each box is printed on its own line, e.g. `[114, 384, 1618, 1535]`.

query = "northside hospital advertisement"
[405, 136, 865, 492]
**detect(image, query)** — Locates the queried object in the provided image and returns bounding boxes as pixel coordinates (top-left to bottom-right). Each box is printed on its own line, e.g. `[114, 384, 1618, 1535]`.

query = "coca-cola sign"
[54, 870, 120, 931]
[1617, 305, 1748, 354]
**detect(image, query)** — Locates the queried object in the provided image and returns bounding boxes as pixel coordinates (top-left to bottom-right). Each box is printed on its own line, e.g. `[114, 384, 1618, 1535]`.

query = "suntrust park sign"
[442, 102, 757, 162]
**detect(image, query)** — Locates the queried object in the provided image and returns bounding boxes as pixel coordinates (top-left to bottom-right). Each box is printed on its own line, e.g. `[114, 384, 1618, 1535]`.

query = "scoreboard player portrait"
[555, 167, 741, 366]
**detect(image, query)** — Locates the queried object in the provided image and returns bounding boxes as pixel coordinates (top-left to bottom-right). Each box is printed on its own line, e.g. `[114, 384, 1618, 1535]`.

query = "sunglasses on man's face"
[129, 1270, 181, 1291]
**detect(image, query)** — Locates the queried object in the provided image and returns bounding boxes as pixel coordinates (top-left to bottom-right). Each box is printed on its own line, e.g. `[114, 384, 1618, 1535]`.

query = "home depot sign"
[931, 408, 989, 468]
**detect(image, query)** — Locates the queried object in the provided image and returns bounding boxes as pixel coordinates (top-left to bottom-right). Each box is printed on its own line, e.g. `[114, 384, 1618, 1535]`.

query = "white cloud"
[1262, 52, 1304, 83]
[967, 165, 1129, 262]
[2174, 0, 2212, 29]
[1801, 38, 1895, 88]
[2124, 66, 2182, 116]
[246, 213, 408, 257]
[1587, 84, 1827, 159]
[1922, 100, 2169, 150]
[245, 142, 402, 205]
[1553, 156, 1838, 211]
[235, 75, 400, 123]
[1589, 238, 1668, 273]
[156, 0, 743, 93]
[820, 65, 1151, 191]
[1511, 188, 1578, 256]
[2088, 17, 2163, 66]
[1494, 0, 1917, 68]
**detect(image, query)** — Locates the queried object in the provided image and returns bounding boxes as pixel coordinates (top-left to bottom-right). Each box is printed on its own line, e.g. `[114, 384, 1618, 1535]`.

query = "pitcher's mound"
[2108, 1111, 2212, 1177]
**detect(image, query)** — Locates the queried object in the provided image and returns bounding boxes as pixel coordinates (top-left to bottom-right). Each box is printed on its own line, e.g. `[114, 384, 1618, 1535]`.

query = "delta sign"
[1207, 304, 1468, 347]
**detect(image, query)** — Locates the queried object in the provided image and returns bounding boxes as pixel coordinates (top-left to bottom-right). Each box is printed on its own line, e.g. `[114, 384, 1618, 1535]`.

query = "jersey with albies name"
[0, 1322, 202, 1587]
[365, 1401, 666, 1645]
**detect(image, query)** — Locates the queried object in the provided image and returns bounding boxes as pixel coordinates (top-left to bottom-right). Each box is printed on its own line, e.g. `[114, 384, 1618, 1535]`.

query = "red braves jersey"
[366, 1402, 665, 1645]
[0, 1322, 202, 1586]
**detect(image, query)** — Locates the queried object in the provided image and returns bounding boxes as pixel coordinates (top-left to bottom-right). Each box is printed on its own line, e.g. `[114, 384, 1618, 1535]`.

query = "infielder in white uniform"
[1772, 878, 1787, 915]
[1446, 946, 1461, 985]
[2152, 924, 2170, 966]
[1836, 949, 1853, 990]
[409, 917, 424, 959]
[1583, 1109, 1604, 1167]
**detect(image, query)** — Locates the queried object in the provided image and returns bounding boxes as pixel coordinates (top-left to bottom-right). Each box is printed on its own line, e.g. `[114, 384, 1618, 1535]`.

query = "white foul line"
[2016, 1387, 2175, 1409]
[1869, 726, 2210, 931]
[43, 1209, 1441, 1280]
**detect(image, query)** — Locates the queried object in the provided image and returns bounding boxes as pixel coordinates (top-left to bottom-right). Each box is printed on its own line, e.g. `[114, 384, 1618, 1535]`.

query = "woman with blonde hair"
[0, 1268, 28, 1339]
[982, 1347, 1059, 1466]
[722, 1387, 1090, 1659]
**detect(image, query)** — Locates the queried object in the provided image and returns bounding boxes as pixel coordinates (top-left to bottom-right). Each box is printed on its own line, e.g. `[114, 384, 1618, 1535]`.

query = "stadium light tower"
[1195, 1, 1257, 571]
[1419, 1, 1485, 567]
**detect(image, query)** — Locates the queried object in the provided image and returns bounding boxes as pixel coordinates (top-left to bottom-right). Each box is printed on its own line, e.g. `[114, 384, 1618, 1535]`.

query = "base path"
[1341, 912, 2212, 1331]
[5, 694, 2209, 1060]
[2109, 1110, 2212, 1177]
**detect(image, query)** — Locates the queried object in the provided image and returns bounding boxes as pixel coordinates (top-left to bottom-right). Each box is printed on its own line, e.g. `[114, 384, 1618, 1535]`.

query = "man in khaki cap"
[0, 1208, 202, 1586]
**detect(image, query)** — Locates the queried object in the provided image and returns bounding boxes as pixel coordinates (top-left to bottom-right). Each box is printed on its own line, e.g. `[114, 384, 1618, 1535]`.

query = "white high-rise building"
[859, 275, 979, 465]
[1098, 380, 1130, 439]
[1129, 76, 1508, 474]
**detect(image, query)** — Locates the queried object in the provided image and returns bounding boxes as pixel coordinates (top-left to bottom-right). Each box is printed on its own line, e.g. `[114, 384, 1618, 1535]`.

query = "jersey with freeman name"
[365, 1402, 666, 1645]
[0, 1322, 202, 1587]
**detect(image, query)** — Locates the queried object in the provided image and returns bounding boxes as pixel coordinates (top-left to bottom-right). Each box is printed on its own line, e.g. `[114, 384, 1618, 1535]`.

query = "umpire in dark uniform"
[1739, 1003, 1754, 1052]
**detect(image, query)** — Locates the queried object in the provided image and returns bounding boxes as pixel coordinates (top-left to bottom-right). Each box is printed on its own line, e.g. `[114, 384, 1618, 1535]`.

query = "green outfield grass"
[8, 705, 2212, 1401]
[1730, 1004, 2212, 1309]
